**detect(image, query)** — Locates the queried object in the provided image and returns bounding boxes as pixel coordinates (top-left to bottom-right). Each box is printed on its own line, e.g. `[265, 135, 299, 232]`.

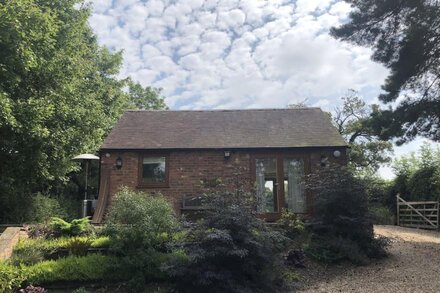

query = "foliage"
[14, 236, 109, 253]
[166, 190, 289, 293]
[358, 173, 395, 224]
[26, 254, 114, 284]
[2, 255, 119, 288]
[276, 209, 305, 239]
[104, 187, 178, 287]
[369, 205, 395, 225]
[28, 193, 78, 223]
[0, 0, 167, 224]
[24, 224, 55, 239]
[305, 166, 389, 264]
[331, 0, 440, 144]
[49, 217, 92, 237]
[11, 236, 110, 265]
[332, 90, 393, 172]
[391, 143, 440, 201]
[126, 79, 168, 110]
[65, 237, 93, 256]
[10, 244, 46, 266]
[0, 262, 30, 293]
[89, 236, 111, 248]
[105, 187, 177, 251]
[0, 192, 78, 224]
[72, 288, 90, 293]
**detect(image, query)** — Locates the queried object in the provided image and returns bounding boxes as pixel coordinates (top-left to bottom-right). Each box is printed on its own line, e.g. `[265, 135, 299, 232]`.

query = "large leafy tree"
[0, 0, 166, 222]
[333, 90, 393, 172]
[331, 0, 440, 144]
[391, 143, 440, 201]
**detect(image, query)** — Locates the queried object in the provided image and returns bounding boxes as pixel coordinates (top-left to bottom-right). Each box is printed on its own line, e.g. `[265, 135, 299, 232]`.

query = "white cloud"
[295, 0, 333, 15]
[89, 0, 388, 110]
[217, 9, 246, 30]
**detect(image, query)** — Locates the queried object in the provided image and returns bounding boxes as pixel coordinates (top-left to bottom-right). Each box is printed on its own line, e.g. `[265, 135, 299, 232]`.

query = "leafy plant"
[24, 224, 55, 239]
[104, 187, 178, 287]
[11, 236, 109, 264]
[9, 244, 46, 266]
[25, 193, 78, 224]
[369, 205, 394, 225]
[26, 254, 115, 284]
[277, 209, 305, 239]
[0, 262, 30, 293]
[65, 238, 93, 256]
[105, 187, 178, 251]
[305, 166, 389, 264]
[391, 143, 440, 201]
[71, 287, 90, 293]
[50, 217, 92, 237]
[90, 236, 111, 248]
[166, 190, 289, 293]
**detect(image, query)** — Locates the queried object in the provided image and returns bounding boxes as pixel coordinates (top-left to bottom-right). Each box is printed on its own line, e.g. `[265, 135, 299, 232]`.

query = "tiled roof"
[101, 108, 347, 149]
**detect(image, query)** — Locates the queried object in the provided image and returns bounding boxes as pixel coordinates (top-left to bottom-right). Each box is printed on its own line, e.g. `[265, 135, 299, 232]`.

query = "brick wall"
[99, 147, 347, 215]
[0, 227, 27, 260]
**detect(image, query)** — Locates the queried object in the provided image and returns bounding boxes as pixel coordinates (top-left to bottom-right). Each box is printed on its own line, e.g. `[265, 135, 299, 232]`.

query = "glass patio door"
[255, 155, 307, 217]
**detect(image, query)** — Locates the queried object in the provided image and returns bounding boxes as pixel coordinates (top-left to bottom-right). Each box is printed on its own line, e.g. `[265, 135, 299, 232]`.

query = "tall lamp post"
[73, 154, 99, 217]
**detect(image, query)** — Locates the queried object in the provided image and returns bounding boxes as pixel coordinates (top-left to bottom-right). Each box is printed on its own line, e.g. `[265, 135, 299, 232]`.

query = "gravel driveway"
[296, 225, 440, 293]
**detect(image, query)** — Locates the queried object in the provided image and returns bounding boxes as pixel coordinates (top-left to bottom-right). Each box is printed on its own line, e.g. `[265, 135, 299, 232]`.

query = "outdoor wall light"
[224, 150, 231, 159]
[115, 157, 123, 169]
[333, 150, 341, 158]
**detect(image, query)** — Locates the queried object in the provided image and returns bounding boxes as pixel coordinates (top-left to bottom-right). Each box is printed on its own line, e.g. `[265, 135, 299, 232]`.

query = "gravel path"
[296, 225, 440, 293]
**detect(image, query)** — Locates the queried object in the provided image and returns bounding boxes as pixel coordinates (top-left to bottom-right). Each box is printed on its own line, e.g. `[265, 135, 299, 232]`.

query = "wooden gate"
[397, 194, 439, 230]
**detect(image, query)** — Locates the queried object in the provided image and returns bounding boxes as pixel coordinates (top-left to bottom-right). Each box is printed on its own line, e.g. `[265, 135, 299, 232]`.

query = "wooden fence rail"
[396, 194, 439, 230]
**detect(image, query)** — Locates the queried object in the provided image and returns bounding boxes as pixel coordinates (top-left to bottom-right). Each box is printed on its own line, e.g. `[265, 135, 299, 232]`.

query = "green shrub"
[276, 209, 305, 239]
[27, 193, 78, 223]
[25, 223, 55, 239]
[11, 236, 110, 265]
[90, 236, 111, 248]
[105, 188, 177, 250]
[104, 187, 178, 287]
[305, 166, 389, 265]
[9, 244, 46, 266]
[0, 262, 30, 292]
[72, 287, 90, 293]
[407, 166, 440, 201]
[166, 190, 289, 293]
[0, 191, 78, 224]
[65, 237, 93, 256]
[391, 144, 440, 202]
[369, 205, 395, 225]
[27, 254, 114, 284]
[50, 217, 92, 237]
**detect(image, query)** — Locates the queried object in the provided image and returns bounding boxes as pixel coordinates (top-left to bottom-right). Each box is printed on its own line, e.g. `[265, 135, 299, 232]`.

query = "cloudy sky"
[89, 0, 437, 178]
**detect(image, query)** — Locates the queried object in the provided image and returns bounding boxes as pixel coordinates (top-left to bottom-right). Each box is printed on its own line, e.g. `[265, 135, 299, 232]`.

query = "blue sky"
[89, 0, 437, 178]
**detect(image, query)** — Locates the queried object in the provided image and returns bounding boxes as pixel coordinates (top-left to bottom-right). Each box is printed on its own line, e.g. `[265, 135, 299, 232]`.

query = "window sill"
[137, 183, 170, 189]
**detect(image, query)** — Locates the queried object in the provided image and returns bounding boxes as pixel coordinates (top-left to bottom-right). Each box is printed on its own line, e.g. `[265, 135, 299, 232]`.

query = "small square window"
[139, 155, 168, 187]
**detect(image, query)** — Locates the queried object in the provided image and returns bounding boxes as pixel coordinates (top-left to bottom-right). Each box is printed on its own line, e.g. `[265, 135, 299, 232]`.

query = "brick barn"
[92, 108, 347, 223]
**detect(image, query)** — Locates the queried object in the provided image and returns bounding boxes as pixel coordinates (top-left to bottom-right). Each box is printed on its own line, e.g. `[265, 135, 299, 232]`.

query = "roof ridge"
[125, 107, 322, 113]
